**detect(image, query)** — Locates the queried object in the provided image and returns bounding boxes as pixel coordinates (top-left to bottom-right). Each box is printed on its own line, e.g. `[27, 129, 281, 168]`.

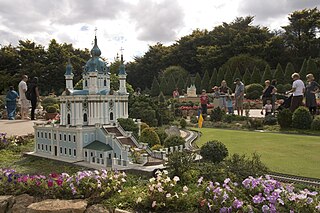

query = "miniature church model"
[33, 35, 140, 168]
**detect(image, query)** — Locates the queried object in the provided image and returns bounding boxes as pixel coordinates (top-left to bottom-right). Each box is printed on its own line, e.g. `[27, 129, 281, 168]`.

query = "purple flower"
[253, 193, 265, 204]
[233, 198, 243, 209]
[262, 204, 269, 213]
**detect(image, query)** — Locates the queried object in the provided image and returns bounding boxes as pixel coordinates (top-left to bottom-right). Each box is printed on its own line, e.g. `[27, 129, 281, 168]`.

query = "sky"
[0, 0, 319, 63]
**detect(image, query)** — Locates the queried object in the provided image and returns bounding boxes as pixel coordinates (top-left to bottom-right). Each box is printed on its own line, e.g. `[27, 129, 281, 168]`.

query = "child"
[262, 99, 273, 116]
[226, 95, 234, 114]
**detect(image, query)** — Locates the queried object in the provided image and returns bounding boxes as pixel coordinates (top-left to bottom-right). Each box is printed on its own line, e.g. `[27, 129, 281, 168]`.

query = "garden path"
[0, 119, 44, 136]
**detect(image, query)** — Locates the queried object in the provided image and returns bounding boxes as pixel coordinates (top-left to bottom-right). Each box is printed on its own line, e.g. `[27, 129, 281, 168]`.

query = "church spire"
[118, 47, 126, 75]
[90, 28, 101, 57]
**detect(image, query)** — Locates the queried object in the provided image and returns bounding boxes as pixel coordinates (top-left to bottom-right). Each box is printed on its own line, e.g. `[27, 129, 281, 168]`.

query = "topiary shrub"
[190, 115, 198, 124]
[245, 84, 263, 100]
[140, 122, 150, 132]
[200, 140, 228, 164]
[46, 105, 57, 113]
[292, 107, 312, 129]
[41, 97, 59, 110]
[163, 135, 185, 148]
[263, 115, 277, 125]
[118, 118, 139, 138]
[151, 144, 164, 150]
[210, 107, 225, 122]
[248, 118, 263, 129]
[139, 127, 160, 147]
[311, 116, 320, 131]
[180, 118, 187, 128]
[277, 109, 292, 129]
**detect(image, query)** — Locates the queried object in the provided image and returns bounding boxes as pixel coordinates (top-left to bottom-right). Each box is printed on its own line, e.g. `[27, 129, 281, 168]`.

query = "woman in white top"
[286, 73, 305, 112]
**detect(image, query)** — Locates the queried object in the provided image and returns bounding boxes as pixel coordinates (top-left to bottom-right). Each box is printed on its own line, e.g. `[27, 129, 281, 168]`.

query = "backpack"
[25, 86, 32, 100]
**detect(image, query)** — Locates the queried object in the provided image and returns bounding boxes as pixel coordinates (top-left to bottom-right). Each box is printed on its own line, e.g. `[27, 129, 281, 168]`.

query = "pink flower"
[152, 201, 156, 208]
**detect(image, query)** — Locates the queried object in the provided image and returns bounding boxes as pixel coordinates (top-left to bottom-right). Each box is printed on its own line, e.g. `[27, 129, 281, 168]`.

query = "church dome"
[83, 35, 107, 73]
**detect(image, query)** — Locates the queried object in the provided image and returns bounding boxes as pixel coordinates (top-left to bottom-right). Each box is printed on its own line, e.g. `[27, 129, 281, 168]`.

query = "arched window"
[104, 79, 107, 86]
[83, 113, 88, 122]
[67, 114, 71, 125]
[85, 80, 88, 87]
[110, 112, 113, 121]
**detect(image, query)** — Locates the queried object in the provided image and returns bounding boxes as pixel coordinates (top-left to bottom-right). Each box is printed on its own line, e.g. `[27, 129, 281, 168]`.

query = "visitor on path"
[234, 78, 244, 116]
[262, 80, 277, 114]
[200, 89, 209, 115]
[219, 80, 232, 111]
[305, 73, 319, 115]
[172, 88, 179, 98]
[286, 73, 305, 112]
[29, 77, 40, 120]
[271, 79, 278, 113]
[5, 86, 19, 120]
[262, 99, 273, 116]
[212, 86, 223, 109]
[18, 75, 29, 120]
[226, 95, 234, 114]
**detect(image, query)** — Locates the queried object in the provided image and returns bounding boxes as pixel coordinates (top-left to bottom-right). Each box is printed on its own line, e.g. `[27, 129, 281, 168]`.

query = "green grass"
[193, 128, 320, 178]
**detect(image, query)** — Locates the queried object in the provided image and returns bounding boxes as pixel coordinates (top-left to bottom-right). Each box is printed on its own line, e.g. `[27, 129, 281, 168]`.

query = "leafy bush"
[223, 114, 247, 123]
[46, 106, 57, 113]
[41, 97, 59, 110]
[276, 84, 285, 94]
[165, 152, 195, 181]
[154, 127, 168, 145]
[248, 118, 263, 129]
[139, 128, 160, 147]
[118, 118, 139, 138]
[151, 144, 164, 150]
[180, 118, 187, 128]
[311, 116, 320, 131]
[163, 135, 185, 148]
[190, 115, 198, 124]
[210, 107, 225, 122]
[263, 115, 277, 125]
[225, 153, 269, 182]
[140, 122, 150, 132]
[292, 107, 312, 129]
[277, 108, 292, 129]
[245, 83, 263, 100]
[200, 140, 228, 163]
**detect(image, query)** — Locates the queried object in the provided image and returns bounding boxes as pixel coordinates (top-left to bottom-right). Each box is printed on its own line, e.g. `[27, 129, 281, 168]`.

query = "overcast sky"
[0, 0, 319, 62]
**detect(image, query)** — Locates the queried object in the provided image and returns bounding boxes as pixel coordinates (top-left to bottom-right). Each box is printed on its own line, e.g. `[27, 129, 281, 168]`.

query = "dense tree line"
[127, 8, 320, 91]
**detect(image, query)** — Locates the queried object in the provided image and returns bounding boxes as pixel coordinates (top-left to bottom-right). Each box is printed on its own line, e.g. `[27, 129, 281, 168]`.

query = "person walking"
[29, 77, 40, 120]
[5, 86, 19, 120]
[18, 75, 29, 120]
[286, 73, 305, 112]
[219, 80, 232, 111]
[305, 73, 319, 115]
[200, 89, 209, 115]
[234, 78, 244, 116]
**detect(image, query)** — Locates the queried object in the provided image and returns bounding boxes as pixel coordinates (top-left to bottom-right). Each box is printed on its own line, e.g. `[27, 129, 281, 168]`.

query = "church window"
[45, 145, 48, 151]
[54, 133, 56, 140]
[67, 114, 71, 125]
[90, 152, 93, 157]
[85, 80, 88, 87]
[74, 149, 76, 156]
[110, 112, 114, 120]
[48, 133, 51, 139]
[97, 158, 100, 164]
[85, 151, 87, 157]
[37, 132, 40, 138]
[64, 134, 66, 141]
[41, 144, 44, 150]
[114, 153, 116, 158]
[83, 113, 88, 122]
[92, 157, 95, 163]
[41, 132, 43, 138]
[59, 134, 62, 140]
[69, 148, 71, 155]
[45, 132, 47, 138]
[49, 145, 52, 152]
[104, 79, 107, 86]
[73, 135, 76, 142]
[68, 134, 71, 142]
[38, 144, 40, 150]
[100, 154, 103, 158]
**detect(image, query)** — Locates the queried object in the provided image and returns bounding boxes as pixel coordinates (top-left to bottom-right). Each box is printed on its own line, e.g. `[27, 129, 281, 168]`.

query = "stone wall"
[0, 195, 132, 213]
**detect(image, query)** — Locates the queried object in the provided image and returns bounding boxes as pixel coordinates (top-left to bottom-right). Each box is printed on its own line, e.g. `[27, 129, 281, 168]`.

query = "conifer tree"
[185, 74, 192, 89]
[195, 72, 202, 94]
[284, 62, 295, 84]
[261, 64, 273, 84]
[150, 77, 160, 97]
[217, 67, 225, 86]
[242, 68, 251, 85]
[299, 58, 308, 81]
[176, 74, 186, 94]
[201, 70, 210, 92]
[233, 67, 242, 83]
[224, 66, 233, 88]
[274, 63, 285, 85]
[210, 68, 218, 87]
[306, 58, 319, 81]
[167, 74, 176, 96]
[251, 67, 261, 84]
[159, 77, 168, 95]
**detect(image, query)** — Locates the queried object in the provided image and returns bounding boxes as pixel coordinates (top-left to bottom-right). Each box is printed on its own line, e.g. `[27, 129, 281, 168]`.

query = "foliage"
[216, 67, 225, 86]
[46, 106, 57, 113]
[150, 77, 160, 97]
[248, 117, 264, 130]
[209, 68, 218, 87]
[163, 135, 185, 148]
[41, 97, 59, 110]
[245, 83, 264, 100]
[292, 107, 313, 129]
[222, 114, 247, 123]
[200, 140, 228, 163]
[306, 58, 319, 82]
[223, 66, 233, 89]
[0, 133, 31, 150]
[273, 63, 285, 85]
[195, 72, 202, 94]
[263, 115, 277, 125]
[151, 144, 164, 150]
[129, 95, 158, 126]
[139, 128, 160, 147]
[190, 115, 198, 124]
[284, 62, 295, 84]
[311, 116, 320, 131]
[162, 65, 188, 84]
[210, 107, 225, 122]
[154, 127, 168, 145]
[261, 64, 273, 84]
[242, 68, 251, 85]
[225, 153, 269, 182]
[299, 58, 308, 80]
[233, 67, 242, 86]
[180, 118, 187, 128]
[201, 70, 211, 92]
[166, 74, 176, 96]
[117, 118, 139, 138]
[251, 67, 261, 84]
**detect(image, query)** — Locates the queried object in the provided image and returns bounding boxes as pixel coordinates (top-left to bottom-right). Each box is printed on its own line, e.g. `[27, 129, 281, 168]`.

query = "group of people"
[5, 75, 40, 120]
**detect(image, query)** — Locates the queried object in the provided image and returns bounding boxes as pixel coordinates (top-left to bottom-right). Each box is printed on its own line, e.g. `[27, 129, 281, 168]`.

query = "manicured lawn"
[194, 128, 320, 178]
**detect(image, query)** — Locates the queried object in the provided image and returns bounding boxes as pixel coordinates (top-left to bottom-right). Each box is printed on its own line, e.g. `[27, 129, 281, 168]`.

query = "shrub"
[46, 106, 57, 113]
[210, 107, 225, 122]
[117, 118, 139, 138]
[163, 135, 185, 148]
[140, 122, 150, 132]
[292, 107, 312, 129]
[311, 116, 320, 130]
[277, 108, 292, 129]
[200, 140, 228, 163]
[180, 118, 187, 128]
[245, 83, 263, 100]
[151, 144, 164, 150]
[41, 97, 59, 110]
[276, 84, 285, 94]
[222, 114, 247, 123]
[248, 118, 263, 129]
[263, 115, 277, 125]
[139, 128, 160, 147]
[154, 127, 168, 145]
[190, 115, 198, 124]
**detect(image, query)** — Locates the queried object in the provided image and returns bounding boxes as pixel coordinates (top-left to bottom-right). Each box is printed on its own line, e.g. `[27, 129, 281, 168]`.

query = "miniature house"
[33, 35, 140, 168]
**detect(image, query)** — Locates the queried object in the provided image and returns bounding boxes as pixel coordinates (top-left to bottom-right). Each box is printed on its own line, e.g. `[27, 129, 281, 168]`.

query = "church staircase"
[104, 126, 139, 148]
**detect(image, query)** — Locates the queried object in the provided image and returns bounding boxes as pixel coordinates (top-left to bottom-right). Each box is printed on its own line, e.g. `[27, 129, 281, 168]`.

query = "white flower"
[136, 197, 142, 203]
[183, 186, 189, 192]
[155, 170, 162, 175]
[164, 177, 171, 183]
[149, 185, 154, 191]
[166, 193, 171, 198]
[152, 201, 157, 208]
[121, 178, 126, 182]
[149, 177, 156, 182]
[173, 176, 180, 182]
[158, 187, 163, 192]
[163, 170, 168, 175]
[173, 192, 179, 198]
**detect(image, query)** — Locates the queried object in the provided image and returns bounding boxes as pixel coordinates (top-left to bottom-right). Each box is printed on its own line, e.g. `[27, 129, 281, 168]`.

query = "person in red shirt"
[200, 89, 209, 115]
[172, 88, 179, 98]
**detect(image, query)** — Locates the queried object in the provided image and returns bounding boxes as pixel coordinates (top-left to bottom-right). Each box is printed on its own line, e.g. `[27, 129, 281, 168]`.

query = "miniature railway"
[267, 172, 320, 188]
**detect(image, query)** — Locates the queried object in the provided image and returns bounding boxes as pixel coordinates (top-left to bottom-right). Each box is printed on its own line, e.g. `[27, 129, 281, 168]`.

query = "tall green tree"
[210, 68, 218, 87]
[242, 68, 251, 85]
[284, 62, 295, 84]
[159, 77, 168, 95]
[195, 72, 202, 94]
[201, 70, 210, 92]
[176, 74, 186, 94]
[273, 63, 285, 85]
[306, 58, 319, 81]
[261, 64, 273, 84]
[167, 74, 176, 95]
[150, 77, 160, 97]
[217, 67, 225, 86]
[233, 67, 242, 82]
[299, 58, 308, 81]
[185, 74, 192, 89]
[224, 67, 233, 89]
[251, 67, 261, 84]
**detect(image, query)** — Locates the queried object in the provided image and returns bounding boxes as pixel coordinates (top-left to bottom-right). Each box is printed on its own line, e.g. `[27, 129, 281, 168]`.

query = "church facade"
[33, 36, 139, 168]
